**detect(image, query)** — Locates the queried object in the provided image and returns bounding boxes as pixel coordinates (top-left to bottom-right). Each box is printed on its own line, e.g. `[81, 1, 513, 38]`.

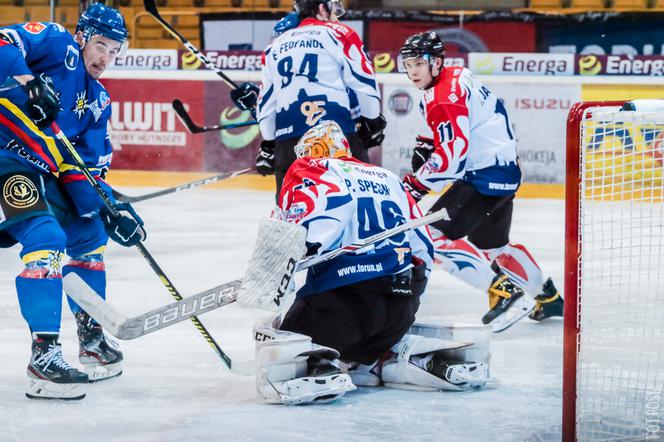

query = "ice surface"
[0, 189, 564, 442]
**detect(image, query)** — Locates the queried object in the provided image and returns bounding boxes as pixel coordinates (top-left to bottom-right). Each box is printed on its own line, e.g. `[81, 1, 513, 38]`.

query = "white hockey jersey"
[415, 67, 522, 197]
[257, 18, 381, 142]
[278, 156, 433, 297]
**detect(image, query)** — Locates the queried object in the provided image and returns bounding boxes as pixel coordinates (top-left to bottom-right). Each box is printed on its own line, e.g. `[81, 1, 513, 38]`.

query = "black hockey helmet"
[399, 31, 445, 63]
[294, 0, 345, 18]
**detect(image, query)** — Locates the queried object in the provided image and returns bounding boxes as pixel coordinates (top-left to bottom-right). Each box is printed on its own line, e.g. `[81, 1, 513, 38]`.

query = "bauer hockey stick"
[63, 209, 450, 340]
[111, 167, 254, 203]
[172, 99, 257, 134]
[50, 123, 236, 371]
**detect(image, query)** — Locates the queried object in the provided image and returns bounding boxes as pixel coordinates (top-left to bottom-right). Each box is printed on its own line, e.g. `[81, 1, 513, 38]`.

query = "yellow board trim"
[0, 98, 63, 167]
[106, 170, 565, 199]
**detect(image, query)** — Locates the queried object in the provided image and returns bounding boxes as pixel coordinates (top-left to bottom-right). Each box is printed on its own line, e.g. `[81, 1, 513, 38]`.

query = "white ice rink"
[0, 188, 565, 442]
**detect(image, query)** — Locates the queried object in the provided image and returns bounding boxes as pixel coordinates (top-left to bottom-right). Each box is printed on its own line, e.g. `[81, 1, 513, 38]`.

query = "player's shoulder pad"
[322, 20, 356, 39]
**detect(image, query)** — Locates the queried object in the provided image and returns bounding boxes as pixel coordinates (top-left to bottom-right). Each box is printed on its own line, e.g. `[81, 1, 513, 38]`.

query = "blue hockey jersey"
[0, 22, 115, 216]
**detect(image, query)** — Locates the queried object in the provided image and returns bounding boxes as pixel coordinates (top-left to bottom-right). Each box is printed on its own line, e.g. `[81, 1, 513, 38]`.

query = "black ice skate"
[482, 274, 535, 332]
[26, 335, 88, 400]
[76, 311, 123, 382]
[529, 278, 564, 321]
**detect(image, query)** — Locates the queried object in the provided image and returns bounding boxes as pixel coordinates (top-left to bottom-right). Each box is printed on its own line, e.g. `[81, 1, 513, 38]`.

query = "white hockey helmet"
[294, 121, 351, 160]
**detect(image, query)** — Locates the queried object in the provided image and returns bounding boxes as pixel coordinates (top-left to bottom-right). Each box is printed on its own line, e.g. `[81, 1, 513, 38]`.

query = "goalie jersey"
[278, 157, 434, 297]
[0, 22, 115, 216]
[257, 18, 381, 142]
[415, 67, 521, 197]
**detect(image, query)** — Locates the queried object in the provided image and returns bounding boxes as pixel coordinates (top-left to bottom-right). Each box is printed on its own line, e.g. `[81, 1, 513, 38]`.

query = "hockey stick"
[295, 208, 450, 271]
[64, 209, 450, 340]
[173, 99, 257, 134]
[111, 167, 254, 203]
[143, 0, 237, 90]
[50, 123, 236, 371]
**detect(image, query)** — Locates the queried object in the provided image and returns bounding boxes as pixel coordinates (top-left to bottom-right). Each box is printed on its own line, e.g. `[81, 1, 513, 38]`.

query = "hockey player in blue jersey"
[0, 4, 145, 400]
[231, 0, 386, 200]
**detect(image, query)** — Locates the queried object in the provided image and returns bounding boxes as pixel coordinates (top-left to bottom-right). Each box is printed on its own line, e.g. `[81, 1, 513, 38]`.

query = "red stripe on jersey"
[0, 112, 57, 171]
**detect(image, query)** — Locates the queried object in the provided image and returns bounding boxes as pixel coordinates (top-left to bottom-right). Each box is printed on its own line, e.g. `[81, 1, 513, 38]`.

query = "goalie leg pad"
[254, 324, 355, 405]
[382, 333, 490, 391]
[238, 218, 307, 312]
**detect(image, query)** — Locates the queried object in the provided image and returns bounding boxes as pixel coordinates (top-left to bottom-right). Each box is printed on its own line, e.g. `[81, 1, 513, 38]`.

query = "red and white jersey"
[257, 18, 381, 141]
[277, 156, 433, 297]
[415, 67, 521, 196]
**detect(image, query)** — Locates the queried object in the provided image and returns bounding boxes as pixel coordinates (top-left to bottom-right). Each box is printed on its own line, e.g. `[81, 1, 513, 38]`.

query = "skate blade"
[82, 361, 123, 383]
[26, 377, 86, 400]
[490, 297, 537, 333]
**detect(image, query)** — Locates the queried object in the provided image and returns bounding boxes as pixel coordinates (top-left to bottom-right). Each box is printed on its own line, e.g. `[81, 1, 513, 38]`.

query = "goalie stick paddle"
[50, 122, 236, 371]
[172, 99, 257, 134]
[111, 167, 254, 203]
[63, 209, 450, 338]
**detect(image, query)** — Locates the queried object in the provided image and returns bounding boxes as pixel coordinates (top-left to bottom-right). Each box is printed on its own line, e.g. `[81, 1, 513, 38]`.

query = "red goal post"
[563, 100, 664, 441]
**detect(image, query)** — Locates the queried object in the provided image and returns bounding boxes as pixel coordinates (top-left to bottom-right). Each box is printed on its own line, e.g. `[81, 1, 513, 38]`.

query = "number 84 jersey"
[416, 67, 521, 197]
[278, 157, 434, 298]
[257, 18, 381, 142]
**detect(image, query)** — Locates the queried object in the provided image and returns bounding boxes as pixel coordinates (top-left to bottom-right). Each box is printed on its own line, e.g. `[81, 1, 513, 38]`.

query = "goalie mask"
[294, 121, 351, 160]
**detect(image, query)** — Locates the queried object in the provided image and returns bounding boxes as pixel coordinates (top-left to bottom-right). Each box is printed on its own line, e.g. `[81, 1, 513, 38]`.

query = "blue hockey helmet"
[77, 3, 128, 54]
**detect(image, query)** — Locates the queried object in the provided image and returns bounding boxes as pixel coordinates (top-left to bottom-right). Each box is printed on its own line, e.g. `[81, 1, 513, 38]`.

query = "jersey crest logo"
[394, 247, 411, 265]
[65, 45, 79, 71]
[99, 91, 110, 110]
[72, 90, 89, 119]
[300, 101, 327, 126]
[23, 23, 46, 34]
[3, 175, 39, 209]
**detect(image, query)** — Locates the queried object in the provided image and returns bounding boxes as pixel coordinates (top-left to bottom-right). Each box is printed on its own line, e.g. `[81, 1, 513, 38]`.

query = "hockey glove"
[256, 140, 276, 176]
[230, 82, 260, 112]
[101, 202, 147, 247]
[402, 174, 429, 202]
[411, 136, 435, 173]
[356, 114, 387, 148]
[23, 74, 61, 129]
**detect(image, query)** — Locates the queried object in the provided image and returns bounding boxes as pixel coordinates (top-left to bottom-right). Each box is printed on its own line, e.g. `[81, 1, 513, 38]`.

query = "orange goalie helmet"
[294, 121, 351, 159]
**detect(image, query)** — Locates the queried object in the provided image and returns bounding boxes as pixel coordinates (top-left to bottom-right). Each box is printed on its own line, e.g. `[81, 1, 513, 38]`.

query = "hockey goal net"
[564, 100, 664, 441]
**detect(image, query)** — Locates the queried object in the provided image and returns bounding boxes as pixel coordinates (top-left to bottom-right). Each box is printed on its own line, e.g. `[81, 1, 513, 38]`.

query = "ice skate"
[529, 278, 564, 321]
[482, 274, 535, 332]
[26, 335, 88, 400]
[76, 311, 123, 382]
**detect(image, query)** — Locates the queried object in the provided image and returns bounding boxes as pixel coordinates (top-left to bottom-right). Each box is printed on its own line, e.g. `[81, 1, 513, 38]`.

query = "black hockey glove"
[356, 114, 387, 149]
[411, 136, 435, 173]
[402, 173, 429, 202]
[101, 202, 147, 247]
[255, 139, 276, 176]
[230, 82, 260, 112]
[23, 74, 61, 129]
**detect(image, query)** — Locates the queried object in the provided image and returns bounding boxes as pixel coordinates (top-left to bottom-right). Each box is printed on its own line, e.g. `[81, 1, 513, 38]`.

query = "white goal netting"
[575, 103, 664, 441]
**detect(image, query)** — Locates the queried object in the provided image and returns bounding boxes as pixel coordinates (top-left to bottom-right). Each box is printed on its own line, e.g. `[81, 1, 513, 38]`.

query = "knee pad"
[382, 323, 491, 392]
[254, 321, 355, 405]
